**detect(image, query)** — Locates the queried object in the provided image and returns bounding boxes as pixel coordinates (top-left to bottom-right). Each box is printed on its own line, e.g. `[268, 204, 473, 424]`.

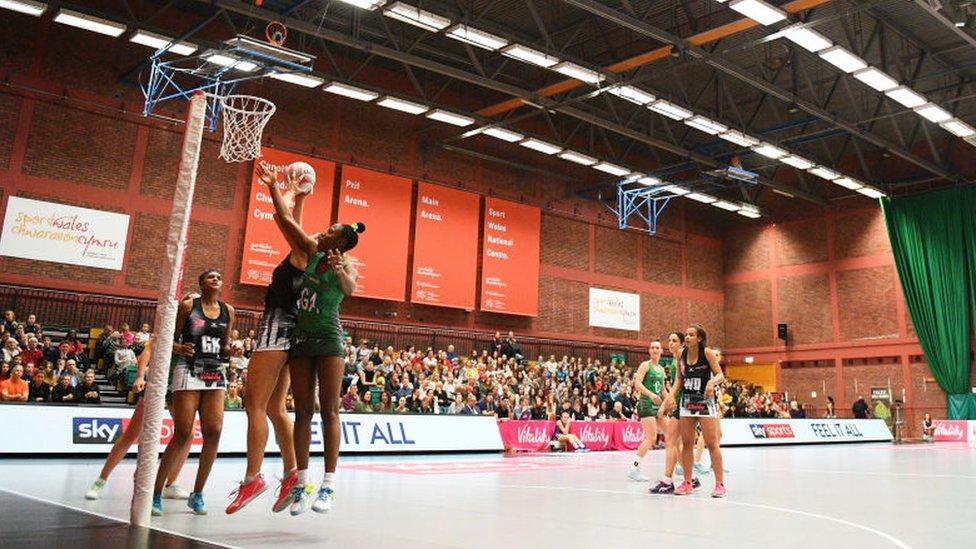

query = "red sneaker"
[272, 470, 299, 513]
[673, 480, 694, 496]
[225, 474, 268, 515]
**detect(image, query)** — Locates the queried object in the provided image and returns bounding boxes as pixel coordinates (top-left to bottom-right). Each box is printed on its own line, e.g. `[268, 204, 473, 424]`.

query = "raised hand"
[256, 162, 276, 186]
[326, 249, 345, 274]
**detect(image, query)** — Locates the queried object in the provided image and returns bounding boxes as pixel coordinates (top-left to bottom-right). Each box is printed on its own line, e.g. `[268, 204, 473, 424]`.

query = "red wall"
[0, 10, 723, 348]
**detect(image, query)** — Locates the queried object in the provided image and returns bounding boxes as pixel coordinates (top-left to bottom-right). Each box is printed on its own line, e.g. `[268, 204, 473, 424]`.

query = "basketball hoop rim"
[219, 94, 277, 116]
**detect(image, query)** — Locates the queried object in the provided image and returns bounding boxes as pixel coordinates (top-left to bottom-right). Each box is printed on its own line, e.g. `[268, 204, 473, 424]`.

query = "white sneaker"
[289, 484, 315, 516]
[162, 483, 190, 500]
[85, 478, 106, 500]
[311, 486, 335, 514]
[627, 466, 649, 482]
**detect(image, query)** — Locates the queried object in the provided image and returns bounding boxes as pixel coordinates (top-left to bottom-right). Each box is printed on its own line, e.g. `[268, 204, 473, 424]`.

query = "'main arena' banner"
[411, 182, 479, 309]
[337, 166, 412, 301]
[480, 198, 540, 316]
[239, 147, 335, 286]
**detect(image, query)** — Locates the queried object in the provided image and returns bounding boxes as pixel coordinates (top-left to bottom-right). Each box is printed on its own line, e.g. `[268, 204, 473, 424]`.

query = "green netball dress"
[636, 361, 666, 418]
[289, 251, 346, 359]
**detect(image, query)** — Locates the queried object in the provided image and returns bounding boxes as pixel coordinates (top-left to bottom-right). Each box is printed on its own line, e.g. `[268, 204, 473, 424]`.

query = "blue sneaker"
[674, 465, 684, 476]
[187, 492, 207, 515]
[694, 463, 711, 476]
[311, 486, 335, 514]
[289, 483, 315, 516]
[151, 494, 163, 516]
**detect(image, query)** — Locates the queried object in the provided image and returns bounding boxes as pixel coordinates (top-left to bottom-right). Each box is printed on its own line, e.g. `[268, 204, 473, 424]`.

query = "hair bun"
[355, 222, 366, 234]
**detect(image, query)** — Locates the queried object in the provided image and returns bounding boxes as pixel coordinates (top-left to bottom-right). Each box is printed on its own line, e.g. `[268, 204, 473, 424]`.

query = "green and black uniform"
[289, 251, 346, 359]
[636, 361, 666, 418]
[663, 356, 680, 419]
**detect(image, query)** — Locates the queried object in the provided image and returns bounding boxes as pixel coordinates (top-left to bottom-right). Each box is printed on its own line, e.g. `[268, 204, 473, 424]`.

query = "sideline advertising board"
[588, 288, 640, 331]
[0, 405, 503, 455]
[0, 197, 130, 270]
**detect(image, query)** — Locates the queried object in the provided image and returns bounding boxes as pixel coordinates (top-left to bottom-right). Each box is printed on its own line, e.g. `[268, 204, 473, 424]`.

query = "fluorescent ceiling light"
[502, 44, 560, 68]
[323, 82, 379, 101]
[852, 67, 898, 92]
[914, 103, 952, 124]
[832, 177, 864, 190]
[54, 9, 126, 37]
[738, 209, 761, 218]
[719, 130, 759, 147]
[0, 0, 46, 16]
[426, 109, 476, 127]
[376, 95, 429, 115]
[752, 143, 787, 159]
[780, 155, 815, 170]
[593, 162, 631, 176]
[779, 24, 832, 52]
[445, 24, 507, 51]
[686, 192, 718, 204]
[648, 99, 692, 120]
[205, 53, 258, 72]
[519, 138, 562, 155]
[552, 61, 605, 84]
[713, 200, 742, 212]
[818, 45, 867, 73]
[558, 151, 598, 166]
[607, 85, 655, 105]
[270, 72, 324, 87]
[940, 119, 976, 137]
[638, 176, 661, 186]
[857, 187, 886, 199]
[884, 86, 927, 109]
[662, 184, 690, 195]
[729, 0, 787, 26]
[130, 30, 197, 56]
[482, 127, 524, 142]
[336, 0, 385, 9]
[684, 115, 728, 135]
[807, 166, 841, 180]
[382, 2, 451, 31]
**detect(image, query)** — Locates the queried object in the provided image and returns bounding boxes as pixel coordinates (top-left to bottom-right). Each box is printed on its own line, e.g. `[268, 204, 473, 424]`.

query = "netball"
[287, 161, 316, 194]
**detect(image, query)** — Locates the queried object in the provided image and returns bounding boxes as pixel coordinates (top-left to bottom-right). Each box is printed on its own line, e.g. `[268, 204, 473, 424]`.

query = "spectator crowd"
[2, 308, 817, 422]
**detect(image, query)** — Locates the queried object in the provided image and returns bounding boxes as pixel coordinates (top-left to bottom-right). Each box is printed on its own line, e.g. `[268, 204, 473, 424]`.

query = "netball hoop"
[218, 94, 276, 162]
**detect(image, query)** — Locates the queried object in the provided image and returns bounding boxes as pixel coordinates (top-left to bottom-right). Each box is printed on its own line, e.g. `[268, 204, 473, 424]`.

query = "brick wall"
[0, 11, 724, 350]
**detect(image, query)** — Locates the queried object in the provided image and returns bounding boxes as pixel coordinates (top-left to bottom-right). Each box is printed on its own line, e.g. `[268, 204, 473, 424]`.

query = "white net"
[219, 94, 276, 163]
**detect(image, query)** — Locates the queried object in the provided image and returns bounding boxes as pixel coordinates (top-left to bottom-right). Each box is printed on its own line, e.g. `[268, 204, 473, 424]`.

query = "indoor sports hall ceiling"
[46, 0, 976, 215]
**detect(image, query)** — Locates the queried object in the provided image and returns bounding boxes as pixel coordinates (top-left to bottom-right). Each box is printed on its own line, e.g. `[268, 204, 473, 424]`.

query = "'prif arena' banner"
[338, 166, 412, 301]
[0, 197, 130, 270]
[480, 198, 540, 316]
[411, 183, 479, 309]
[239, 148, 335, 286]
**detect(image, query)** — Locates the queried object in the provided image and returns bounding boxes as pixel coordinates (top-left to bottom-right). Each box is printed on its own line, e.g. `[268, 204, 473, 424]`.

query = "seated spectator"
[23, 314, 42, 336]
[2, 337, 21, 364]
[134, 323, 152, 346]
[120, 323, 135, 346]
[63, 330, 85, 361]
[0, 364, 29, 401]
[497, 397, 512, 419]
[51, 374, 77, 403]
[554, 411, 587, 451]
[21, 337, 44, 368]
[512, 396, 531, 420]
[789, 400, 806, 419]
[112, 339, 137, 382]
[479, 394, 497, 415]
[608, 401, 628, 420]
[342, 385, 361, 412]
[65, 359, 84, 387]
[395, 397, 409, 414]
[531, 396, 547, 420]
[921, 413, 935, 443]
[225, 383, 243, 410]
[76, 370, 101, 404]
[447, 394, 464, 415]
[460, 393, 480, 415]
[28, 369, 51, 402]
[1, 310, 16, 333]
[375, 391, 393, 413]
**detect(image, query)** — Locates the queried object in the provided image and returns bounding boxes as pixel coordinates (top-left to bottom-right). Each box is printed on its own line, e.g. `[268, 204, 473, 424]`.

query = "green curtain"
[960, 189, 976, 419]
[881, 187, 974, 419]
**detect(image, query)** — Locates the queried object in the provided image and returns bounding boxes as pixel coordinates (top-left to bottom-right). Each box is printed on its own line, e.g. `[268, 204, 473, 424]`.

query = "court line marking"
[0, 487, 240, 549]
[740, 466, 976, 480]
[485, 483, 913, 549]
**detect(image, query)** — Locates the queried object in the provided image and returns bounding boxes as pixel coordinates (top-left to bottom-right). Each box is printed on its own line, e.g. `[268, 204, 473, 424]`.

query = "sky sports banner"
[588, 288, 640, 331]
[338, 166, 412, 301]
[0, 405, 503, 454]
[239, 148, 335, 286]
[0, 197, 130, 270]
[721, 418, 893, 445]
[480, 197, 540, 316]
[411, 183, 479, 309]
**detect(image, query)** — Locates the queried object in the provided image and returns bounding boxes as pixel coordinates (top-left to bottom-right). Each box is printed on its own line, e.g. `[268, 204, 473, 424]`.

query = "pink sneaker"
[226, 474, 268, 514]
[272, 470, 299, 513]
[711, 483, 727, 498]
[673, 480, 694, 496]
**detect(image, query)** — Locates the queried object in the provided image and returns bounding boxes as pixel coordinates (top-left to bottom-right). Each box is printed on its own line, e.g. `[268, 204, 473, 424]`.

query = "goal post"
[130, 91, 207, 526]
